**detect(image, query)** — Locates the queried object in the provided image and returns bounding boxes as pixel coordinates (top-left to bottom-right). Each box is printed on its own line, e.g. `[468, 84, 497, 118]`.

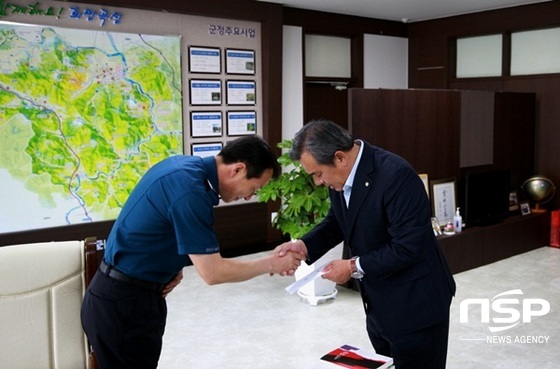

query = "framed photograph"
[419, 173, 429, 198]
[191, 142, 223, 158]
[190, 111, 223, 137]
[430, 178, 457, 226]
[188, 46, 221, 74]
[520, 202, 531, 216]
[189, 79, 222, 106]
[509, 190, 519, 212]
[226, 80, 256, 105]
[227, 111, 256, 136]
[225, 48, 255, 75]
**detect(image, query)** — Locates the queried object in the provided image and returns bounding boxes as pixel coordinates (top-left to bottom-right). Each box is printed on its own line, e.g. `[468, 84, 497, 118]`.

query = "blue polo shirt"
[104, 155, 221, 283]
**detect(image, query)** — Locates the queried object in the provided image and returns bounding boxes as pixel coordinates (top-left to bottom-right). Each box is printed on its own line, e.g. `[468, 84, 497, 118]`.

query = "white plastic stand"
[297, 288, 338, 306]
[294, 242, 343, 306]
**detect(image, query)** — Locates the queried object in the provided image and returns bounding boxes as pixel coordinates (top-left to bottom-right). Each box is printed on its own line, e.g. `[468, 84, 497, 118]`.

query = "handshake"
[269, 239, 308, 276]
[270, 239, 356, 285]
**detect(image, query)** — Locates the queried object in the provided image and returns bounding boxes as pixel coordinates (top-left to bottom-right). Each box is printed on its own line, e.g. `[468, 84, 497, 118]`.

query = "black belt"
[99, 260, 164, 291]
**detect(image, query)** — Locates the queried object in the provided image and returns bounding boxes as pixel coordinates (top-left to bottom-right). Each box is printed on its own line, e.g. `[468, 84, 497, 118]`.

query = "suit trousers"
[366, 313, 450, 369]
[81, 271, 167, 369]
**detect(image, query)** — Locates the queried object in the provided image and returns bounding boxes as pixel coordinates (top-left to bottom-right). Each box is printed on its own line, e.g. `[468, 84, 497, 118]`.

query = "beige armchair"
[0, 237, 99, 369]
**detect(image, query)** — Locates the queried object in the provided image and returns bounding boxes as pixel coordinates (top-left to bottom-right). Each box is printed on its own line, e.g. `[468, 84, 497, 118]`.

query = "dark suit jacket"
[302, 141, 456, 335]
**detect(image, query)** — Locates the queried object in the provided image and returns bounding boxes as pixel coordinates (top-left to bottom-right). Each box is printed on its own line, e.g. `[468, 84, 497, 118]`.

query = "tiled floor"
[159, 246, 560, 368]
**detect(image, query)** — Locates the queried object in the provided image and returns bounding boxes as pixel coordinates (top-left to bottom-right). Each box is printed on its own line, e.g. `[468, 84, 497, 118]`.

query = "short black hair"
[219, 136, 281, 179]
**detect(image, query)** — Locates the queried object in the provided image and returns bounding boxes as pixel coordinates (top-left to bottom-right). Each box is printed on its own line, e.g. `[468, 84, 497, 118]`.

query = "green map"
[0, 23, 183, 233]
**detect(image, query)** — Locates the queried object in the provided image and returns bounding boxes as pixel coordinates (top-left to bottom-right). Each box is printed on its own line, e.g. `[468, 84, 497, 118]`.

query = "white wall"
[282, 25, 305, 140]
[363, 34, 408, 88]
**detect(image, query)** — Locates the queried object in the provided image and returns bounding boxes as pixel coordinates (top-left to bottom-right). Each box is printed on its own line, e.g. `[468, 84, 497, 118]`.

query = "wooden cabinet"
[438, 212, 550, 274]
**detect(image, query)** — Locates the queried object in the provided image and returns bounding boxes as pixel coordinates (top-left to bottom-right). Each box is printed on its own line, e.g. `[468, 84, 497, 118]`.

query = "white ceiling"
[257, 0, 552, 23]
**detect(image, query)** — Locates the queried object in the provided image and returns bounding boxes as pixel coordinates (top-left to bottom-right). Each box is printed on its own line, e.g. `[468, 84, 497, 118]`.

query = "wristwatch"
[350, 256, 364, 279]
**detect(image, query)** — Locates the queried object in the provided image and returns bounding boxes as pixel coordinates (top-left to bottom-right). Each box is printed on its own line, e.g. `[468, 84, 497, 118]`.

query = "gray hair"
[290, 119, 354, 165]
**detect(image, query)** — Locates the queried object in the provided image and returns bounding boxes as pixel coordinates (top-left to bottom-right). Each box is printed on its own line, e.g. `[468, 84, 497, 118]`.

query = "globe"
[521, 176, 556, 212]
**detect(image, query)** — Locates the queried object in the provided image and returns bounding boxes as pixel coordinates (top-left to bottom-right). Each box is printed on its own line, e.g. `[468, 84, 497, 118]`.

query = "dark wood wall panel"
[408, 31, 448, 89]
[349, 88, 535, 209]
[305, 84, 349, 129]
[450, 79, 503, 93]
[349, 89, 461, 180]
[283, 7, 406, 37]
[459, 91, 494, 168]
[408, 1, 560, 209]
[0, 221, 115, 247]
[413, 68, 447, 89]
[492, 92, 536, 188]
[501, 77, 560, 202]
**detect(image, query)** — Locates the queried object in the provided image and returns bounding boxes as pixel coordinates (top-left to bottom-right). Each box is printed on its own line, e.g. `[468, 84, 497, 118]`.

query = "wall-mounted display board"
[226, 48, 256, 75]
[191, 112, 223, 137]
[0, 0, 262, 236]
[227, 111, 257, 136]
[191, 142, 223, 158]
[226, 80, 256, 105]
[189, 46, 221, 74]
[189, 79, 223, 105]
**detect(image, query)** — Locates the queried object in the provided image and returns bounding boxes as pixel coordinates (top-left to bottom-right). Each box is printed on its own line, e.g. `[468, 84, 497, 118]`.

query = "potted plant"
[257, 139, 341, 305]
[257, 139, 330, 239]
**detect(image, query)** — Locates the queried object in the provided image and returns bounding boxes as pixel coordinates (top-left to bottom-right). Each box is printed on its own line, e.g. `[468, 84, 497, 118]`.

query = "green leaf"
[257, 139, 331, 237]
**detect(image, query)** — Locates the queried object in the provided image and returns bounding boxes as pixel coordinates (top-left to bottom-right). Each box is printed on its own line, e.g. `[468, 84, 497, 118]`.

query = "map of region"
[0, 22, 183, 233]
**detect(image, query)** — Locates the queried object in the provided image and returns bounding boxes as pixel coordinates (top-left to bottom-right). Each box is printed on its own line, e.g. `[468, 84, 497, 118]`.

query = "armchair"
[0, 237, 100, 369]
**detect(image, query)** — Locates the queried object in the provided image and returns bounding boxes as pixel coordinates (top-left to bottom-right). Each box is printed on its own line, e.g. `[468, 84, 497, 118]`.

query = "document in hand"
[316, 344, 393, 369]
[284, 262, 328, 294]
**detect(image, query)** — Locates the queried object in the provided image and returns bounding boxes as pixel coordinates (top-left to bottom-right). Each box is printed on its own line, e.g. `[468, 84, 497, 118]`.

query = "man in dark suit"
[279, 119, 456, 368]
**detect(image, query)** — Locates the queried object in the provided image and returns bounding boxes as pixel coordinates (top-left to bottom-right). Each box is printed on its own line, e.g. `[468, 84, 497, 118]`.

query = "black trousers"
[366, 314, 450, 369]
[81, 271, 167, 369]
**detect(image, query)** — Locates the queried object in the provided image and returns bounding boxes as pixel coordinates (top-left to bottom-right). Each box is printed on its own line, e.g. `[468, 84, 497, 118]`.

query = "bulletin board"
[0, 0, 262, 234]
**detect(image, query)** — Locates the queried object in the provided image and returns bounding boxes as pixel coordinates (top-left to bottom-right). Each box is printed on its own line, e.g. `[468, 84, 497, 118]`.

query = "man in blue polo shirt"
[81, 136, 304, 369]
